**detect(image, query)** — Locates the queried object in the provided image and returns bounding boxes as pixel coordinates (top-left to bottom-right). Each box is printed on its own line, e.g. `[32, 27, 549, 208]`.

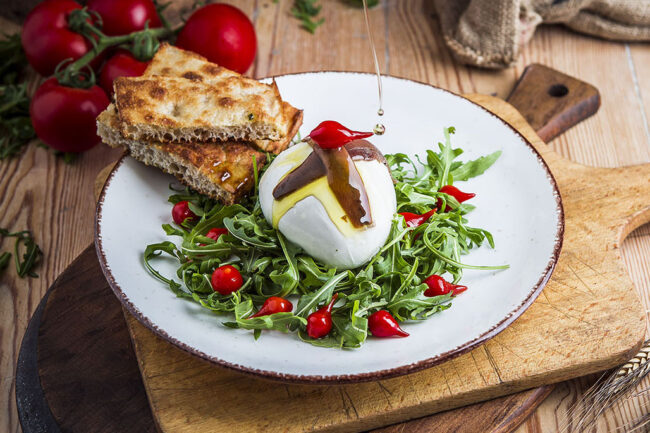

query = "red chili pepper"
[172, 201, 197, 225]
[250, 297, 293, 318]
[399, 208, 437, 228]
[211, 265, 243, 295]
[423, 274, 467, 297]
[438, 185, 475, 211]
[306, 293, 338, 338]
[307, 120, 373, 149]
[368, 310, 409, 338]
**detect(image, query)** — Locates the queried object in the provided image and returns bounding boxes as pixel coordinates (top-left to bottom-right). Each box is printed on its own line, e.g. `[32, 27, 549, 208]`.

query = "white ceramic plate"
[96, 72, 563, 383]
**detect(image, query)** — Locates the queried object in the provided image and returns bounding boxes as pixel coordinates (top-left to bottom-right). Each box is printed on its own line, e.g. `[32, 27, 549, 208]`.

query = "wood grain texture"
[3, 0, 650, 431]
[0, 14, 123, 431]
[506, 64, 600, 143]
[36, 246, 156, 433]
[512, 27, 650, 433]
[15, 244, 553, 433]
[372, 385, 554, 433]
[125, 94, 648, 433]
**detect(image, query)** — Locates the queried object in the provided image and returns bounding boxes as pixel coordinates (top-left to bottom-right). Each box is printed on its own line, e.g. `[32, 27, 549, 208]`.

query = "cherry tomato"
[211, 265, 243, 295]
[199, 227, 227, 246]
[87, 0, 161, 36]
[306, 294, 338, 339]
[22, 0, 96, 76]
[171, 201, 197, 225]
[176, 4, 257, 73]
[368, 310, 409, 338]
[30, 78, 109, 152]
[206, 228, 228, 241]
[423, 275, 467, 297]
[99, 51, 149, 96]
[250, 297, 293, 318]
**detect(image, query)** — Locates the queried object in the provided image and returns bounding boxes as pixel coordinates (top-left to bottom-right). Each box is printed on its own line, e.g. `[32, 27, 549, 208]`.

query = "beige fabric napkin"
[434, 0, 650, 68]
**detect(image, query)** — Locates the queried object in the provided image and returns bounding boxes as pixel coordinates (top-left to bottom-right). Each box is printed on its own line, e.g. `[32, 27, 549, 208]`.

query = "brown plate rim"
[95, 71, 565, 385]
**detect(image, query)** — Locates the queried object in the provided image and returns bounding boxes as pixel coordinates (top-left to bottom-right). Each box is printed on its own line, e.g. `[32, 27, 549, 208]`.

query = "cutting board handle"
[506, 64, 601, 142]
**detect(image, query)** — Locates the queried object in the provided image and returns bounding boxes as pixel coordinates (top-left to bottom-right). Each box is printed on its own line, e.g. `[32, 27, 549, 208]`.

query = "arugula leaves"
[143, 127, 506, 348]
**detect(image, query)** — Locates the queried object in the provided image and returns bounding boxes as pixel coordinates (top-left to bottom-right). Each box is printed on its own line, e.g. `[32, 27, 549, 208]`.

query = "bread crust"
[97, 44, 302, 204]
[98, 105, 265, 204]
[114, 44, 302, 153]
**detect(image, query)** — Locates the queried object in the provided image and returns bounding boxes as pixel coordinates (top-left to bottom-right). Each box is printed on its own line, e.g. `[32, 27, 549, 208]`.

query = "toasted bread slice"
[97, 104, 265, 204]
[140, 44, 302, 154]
[144, 43, 240, 83]
[114, 44, 302, 151]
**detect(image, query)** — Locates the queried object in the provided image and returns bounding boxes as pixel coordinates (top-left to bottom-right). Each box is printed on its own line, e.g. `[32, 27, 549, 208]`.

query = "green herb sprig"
[291, 0, 325, 34]
[0, 34, 35, 160]
[144, 127, 506, 348]
[0, 227, 42, 278]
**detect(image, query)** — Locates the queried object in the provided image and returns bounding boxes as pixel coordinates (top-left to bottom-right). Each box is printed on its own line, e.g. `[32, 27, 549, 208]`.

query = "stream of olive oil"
[362, 0, 385, 135]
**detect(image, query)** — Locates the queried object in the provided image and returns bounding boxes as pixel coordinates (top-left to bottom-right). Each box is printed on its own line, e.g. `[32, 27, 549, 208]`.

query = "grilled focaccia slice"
[97, 104, 265, 204]
[144, 43, 241, 83]
[141, 44, 302, 154]
[114, 45, 302, 152]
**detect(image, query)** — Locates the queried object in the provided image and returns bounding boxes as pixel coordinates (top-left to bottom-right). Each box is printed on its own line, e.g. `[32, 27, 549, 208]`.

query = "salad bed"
[144, 127, 507, 348]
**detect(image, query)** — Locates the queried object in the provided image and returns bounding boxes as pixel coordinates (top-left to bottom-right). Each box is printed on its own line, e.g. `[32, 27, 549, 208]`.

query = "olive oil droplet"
[374, 124, 385, 135]
[377, 108, 384, 116]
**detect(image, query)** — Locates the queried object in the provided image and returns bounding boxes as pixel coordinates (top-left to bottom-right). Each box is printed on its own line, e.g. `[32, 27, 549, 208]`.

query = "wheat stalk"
[562, 339, 650, 432]
[615, 344, 650, 379]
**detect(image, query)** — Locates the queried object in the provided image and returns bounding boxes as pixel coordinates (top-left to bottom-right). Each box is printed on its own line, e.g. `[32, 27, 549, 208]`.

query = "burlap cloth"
[434, 0, 650, 69]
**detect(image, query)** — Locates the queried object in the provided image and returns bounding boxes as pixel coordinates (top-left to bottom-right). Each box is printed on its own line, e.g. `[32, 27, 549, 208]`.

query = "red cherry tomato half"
[171, 201, 197, 225]
[22, 0, 96, 76]
[206, 227, 228, 241]
[30, 78, 109, 152]
[99, 51, 149, 97]
[211, 265, 243, 295]
[307, 121, 373, 149]
[176, 3, 256, 74]
[87, 0, 161, 36]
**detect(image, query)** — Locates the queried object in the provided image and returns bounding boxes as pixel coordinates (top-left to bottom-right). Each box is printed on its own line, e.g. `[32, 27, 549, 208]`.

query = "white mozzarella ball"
[259, 142, 396, 269]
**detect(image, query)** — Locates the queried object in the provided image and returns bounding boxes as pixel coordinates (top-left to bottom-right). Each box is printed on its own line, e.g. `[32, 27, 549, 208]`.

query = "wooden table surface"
[1, 1, 648, 432]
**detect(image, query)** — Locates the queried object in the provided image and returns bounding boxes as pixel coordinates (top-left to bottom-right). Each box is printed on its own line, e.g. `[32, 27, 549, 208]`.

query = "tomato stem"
[57, 8, 174, 88]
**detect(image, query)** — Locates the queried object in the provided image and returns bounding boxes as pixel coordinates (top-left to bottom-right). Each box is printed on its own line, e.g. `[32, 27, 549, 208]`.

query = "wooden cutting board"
[17, 245, 552, 433]
[117, 92, 648, 432]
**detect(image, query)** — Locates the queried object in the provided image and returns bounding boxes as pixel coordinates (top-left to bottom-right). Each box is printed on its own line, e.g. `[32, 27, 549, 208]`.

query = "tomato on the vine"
[30, 78, 109, 152]
[87, 0, 161, 36]
[176, 4, 256, 74]
[99, 51, 149, 96]
[22, 0, 95, 76]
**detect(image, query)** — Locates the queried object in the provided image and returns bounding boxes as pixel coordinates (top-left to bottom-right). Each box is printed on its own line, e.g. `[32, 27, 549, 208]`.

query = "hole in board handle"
[548, 84, 569, 97]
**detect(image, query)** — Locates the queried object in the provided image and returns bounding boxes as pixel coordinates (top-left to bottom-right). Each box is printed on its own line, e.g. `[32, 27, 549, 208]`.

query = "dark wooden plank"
[15, 289, 60, 433]
[34, 246, 155, 433]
